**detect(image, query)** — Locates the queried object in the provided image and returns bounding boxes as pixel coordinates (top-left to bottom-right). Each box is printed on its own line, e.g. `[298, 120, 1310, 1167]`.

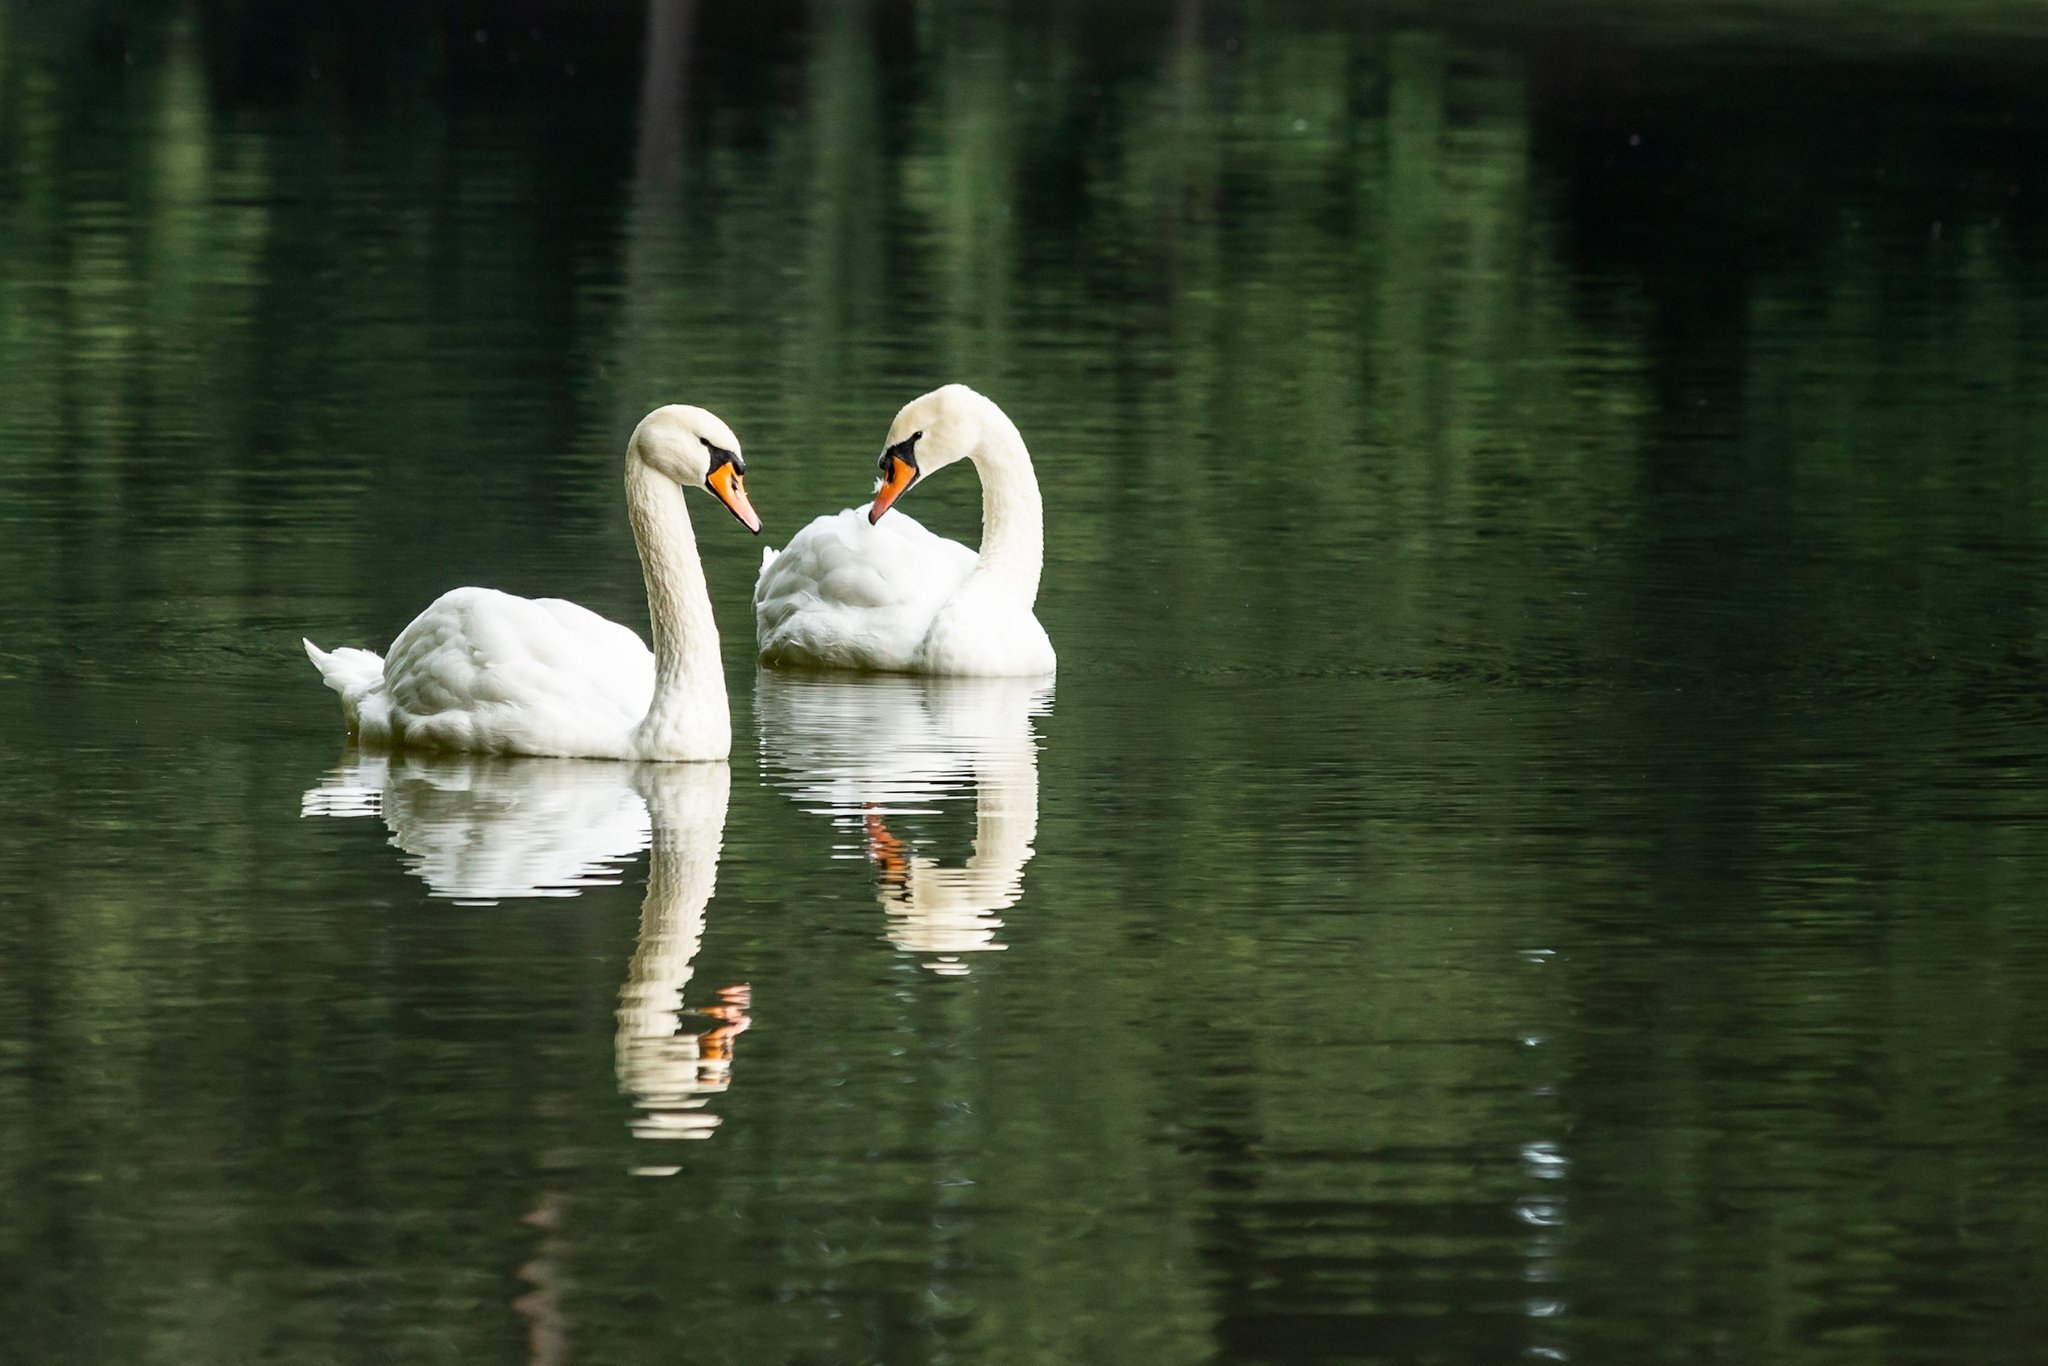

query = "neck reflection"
[301, 755, 746, 1165]
[755, 673, 1049, 975]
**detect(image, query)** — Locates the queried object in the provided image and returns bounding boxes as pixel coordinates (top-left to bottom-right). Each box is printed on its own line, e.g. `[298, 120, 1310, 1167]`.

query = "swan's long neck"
[625, 459, 730, 760]
[967, 409, 1043, 604]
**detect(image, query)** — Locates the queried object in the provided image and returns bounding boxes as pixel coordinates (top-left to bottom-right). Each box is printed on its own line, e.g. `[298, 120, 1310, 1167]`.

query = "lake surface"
[5, 3, 2048, 1362]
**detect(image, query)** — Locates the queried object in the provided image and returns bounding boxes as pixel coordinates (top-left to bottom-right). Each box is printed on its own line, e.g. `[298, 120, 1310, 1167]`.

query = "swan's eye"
[879, 430, 923, 474]
[707, 444, 744, 476]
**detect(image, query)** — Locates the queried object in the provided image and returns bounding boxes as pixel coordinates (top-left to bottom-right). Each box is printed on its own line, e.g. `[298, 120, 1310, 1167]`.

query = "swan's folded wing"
[754, 509, 976, 671]
[382, 587, 654, 753]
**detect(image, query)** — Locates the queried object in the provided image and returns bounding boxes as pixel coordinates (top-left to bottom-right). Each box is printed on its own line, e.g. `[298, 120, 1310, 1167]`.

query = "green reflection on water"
[4, 4, 2048, 1364]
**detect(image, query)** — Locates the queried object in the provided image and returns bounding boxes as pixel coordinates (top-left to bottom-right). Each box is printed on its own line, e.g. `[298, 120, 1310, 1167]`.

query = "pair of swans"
[303, 385, 1053, 762]
[302, 675, 1047, 1152]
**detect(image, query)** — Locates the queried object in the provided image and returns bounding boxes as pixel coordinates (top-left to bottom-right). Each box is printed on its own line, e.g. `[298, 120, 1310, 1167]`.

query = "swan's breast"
[914, 596, 1056, 677]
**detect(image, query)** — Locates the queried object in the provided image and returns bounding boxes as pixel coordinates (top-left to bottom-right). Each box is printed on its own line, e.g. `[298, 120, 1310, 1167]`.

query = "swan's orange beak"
[869, 452, 916, 524]
[708, 463, 762, 534]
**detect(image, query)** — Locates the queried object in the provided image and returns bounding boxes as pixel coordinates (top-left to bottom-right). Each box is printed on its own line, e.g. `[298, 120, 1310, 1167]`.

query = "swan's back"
[381, 587, 656, 756]
[754, 508, 975, 672]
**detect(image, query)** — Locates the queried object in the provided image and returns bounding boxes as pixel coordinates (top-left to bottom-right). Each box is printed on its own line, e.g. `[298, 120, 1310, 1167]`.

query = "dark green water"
[5, 2, 2048, 1362]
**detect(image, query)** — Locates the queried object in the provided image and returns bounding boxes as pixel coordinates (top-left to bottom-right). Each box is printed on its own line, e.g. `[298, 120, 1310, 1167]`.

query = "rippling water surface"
[5, 3, 2048, 1363]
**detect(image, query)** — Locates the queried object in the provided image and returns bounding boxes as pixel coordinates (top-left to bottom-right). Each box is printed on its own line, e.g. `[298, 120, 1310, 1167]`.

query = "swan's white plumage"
[320, 586, 658, 758]
[752, 385, 1054, 677]
[755, 508, 976, 672]
[304, 404, 756, 761]
[303, 641, 387, 734]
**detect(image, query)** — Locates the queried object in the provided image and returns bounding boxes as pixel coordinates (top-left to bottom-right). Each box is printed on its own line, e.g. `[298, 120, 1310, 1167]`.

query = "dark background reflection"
[3, 3, 2047, 1363]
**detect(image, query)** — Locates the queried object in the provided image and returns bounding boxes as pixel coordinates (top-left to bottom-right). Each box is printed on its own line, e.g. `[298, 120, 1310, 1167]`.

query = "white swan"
[753, 384, 1054, 676]
[301, 755, 749, 1156]
[304, 405, 761, 761]
[755, 673, 1047, 974]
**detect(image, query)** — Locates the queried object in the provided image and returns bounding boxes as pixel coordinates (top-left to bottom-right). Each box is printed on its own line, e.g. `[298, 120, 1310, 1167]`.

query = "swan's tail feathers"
[303, 638, 385, 734]
[303, 638, 384, 695]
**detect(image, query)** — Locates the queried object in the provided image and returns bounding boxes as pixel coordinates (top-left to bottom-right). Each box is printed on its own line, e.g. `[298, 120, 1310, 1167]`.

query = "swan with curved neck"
[304, 405, 761, 761]
[753, 384, 1055, 676]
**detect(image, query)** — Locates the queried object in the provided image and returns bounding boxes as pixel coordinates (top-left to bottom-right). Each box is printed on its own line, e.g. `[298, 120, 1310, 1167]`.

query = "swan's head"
[630, 405, 762, 534]
[869, 384, 990, 524]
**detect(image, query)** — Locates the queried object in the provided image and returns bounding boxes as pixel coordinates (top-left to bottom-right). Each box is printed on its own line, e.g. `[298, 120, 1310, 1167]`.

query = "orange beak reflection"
[869, 453, 916, 524]
[707, 463, 762, 534]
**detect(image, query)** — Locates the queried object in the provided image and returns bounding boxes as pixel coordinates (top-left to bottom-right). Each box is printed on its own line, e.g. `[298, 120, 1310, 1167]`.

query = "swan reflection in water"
[755, 673, 1049, 976]
[302, 756, 748, 1162]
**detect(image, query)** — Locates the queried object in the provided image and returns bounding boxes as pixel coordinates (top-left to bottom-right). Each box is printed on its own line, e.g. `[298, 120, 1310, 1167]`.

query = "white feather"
[754, 509, 977, 671]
